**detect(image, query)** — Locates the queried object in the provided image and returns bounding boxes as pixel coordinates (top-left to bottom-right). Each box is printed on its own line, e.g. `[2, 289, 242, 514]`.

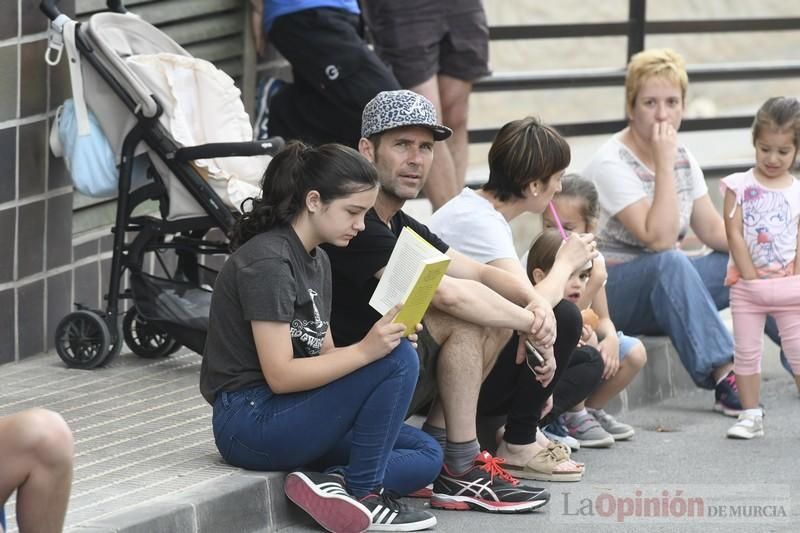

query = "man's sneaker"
[726, 412, 764, 439]
[541, 418, 580, 451]
[430, 451, 550, 513]
[714, 370, 743, 417]
[587, 407, 635, 441]
[252, 77, 285, 140]
[284, 471, 371, 533]
[360, 489, 437, 531]
[406, 484, 433, 499]
[563, 411, 615, 448]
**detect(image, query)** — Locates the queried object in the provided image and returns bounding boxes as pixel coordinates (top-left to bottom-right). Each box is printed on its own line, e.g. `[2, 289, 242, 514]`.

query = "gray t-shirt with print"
[200, 225, 331, 404]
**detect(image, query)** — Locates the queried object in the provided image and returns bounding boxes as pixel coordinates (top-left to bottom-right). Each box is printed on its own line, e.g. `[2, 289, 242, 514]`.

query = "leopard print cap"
[361, 90, 452, 141]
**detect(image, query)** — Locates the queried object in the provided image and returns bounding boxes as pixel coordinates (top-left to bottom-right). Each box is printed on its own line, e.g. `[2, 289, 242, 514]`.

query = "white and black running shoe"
[430, 451, 550, 513]
[360, 489, 437, 531]
[284, 471, 371, 533]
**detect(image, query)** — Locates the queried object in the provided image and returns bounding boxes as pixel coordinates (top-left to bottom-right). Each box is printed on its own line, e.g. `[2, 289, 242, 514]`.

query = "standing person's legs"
[213, 341, 418, 496]
[437, 76, 471, 188]
[730, 280, 768, 408]
[409, 77, 461, 209]
[766, 277, 800, 392]
[437, 0, 491, 188]
[362, 0, 489, 208]
[0, 409, 73, 533]
[605, 250, 733, 389]
[692, 251, 787, 367]
[268, 8, 400, 147]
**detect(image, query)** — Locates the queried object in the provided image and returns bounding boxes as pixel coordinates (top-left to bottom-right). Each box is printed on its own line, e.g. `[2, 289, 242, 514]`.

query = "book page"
[369, 227, 447, 315]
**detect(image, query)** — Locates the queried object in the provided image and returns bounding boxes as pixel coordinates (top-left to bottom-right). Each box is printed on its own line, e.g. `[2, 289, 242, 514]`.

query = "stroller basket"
[129, 271, 212, 355]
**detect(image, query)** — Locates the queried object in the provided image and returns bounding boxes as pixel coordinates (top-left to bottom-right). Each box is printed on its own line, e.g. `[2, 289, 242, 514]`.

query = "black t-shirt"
[200, 225, 331, 404]
[322, 208, 449, 347]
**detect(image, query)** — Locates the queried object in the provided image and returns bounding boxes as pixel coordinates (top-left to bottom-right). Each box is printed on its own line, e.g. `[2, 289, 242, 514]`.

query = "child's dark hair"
[229, 141, 378, 250]
[752, 97, 800, 160]
[526, 229, 564, 284]
[556, 173, 600, 230]
[484, 117, 571, 202]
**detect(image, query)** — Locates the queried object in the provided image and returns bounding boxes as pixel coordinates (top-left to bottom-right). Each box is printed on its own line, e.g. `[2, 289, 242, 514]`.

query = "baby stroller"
[42, 0, 284, 369]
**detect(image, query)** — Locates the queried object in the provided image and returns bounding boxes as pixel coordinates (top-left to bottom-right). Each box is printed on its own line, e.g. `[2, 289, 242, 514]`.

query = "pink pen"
[548, 201, 568, 240]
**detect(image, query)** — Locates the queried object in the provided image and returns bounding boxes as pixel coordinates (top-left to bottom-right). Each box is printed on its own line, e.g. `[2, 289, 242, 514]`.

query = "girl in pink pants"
[722, 96, 800, 440]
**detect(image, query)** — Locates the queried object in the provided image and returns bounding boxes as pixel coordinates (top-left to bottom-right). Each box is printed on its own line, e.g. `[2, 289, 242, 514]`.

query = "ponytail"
[229, 141, 378, 250]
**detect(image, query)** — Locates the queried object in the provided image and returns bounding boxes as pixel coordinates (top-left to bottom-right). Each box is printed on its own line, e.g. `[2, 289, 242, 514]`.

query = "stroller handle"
[41, 0, 127, 21]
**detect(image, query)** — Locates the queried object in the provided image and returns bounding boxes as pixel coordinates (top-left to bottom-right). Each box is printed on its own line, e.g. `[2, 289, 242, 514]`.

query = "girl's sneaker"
[284, 471, 371, 533]
[359, 489, 437, 531]
[587, 408, 635, 441]
[563, 411, 615, 448]
[726, 413, 764, 439]
[541, 418, 580, 451]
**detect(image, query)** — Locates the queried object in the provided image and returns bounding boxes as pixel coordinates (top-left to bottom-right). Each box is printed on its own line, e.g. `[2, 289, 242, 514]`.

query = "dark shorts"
[407, 324, 441, 417]
[363, 0, 491, 88]
[268, 7, 401, 146]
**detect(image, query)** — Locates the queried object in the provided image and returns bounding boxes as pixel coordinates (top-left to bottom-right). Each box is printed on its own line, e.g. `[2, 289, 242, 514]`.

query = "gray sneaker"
[587, 408, 635, 441]
[563, 411, 614, 448]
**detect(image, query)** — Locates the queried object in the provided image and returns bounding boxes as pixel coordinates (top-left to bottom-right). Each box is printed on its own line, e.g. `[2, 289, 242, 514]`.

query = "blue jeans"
[211, 340, 442, 497]
[605, 251, 783, 389]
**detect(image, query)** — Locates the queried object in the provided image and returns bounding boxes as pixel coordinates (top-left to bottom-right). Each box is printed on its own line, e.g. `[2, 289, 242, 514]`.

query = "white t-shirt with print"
[583, 133, 708, 264]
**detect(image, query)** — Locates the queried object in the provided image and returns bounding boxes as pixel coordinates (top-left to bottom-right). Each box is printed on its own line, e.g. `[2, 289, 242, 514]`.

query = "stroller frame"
[42, 0, 282, 368]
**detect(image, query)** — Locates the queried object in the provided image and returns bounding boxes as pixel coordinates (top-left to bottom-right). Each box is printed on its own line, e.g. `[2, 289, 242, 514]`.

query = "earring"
[533, 191, 538, 197]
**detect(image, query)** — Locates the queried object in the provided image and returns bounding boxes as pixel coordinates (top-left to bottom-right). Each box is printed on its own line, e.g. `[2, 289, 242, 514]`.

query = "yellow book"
[369, 227, 451, 335]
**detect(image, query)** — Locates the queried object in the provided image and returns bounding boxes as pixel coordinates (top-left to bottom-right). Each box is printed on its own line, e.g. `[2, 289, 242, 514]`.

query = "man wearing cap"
[323, 90, 555, 513]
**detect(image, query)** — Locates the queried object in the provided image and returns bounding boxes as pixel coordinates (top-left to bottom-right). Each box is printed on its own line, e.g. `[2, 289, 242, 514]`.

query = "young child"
[721, 96, 800, 440]
[200, 142, 439, 532]
[541, 176, 648, 444]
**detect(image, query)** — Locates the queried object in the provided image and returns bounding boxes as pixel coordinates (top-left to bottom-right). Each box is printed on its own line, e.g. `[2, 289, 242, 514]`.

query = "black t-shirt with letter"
[322, 208, 449, 347]
[200, 225, 331, 404]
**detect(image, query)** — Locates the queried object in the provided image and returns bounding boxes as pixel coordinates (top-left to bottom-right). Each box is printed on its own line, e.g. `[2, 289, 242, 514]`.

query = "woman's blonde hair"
[625, 48, 688, 112]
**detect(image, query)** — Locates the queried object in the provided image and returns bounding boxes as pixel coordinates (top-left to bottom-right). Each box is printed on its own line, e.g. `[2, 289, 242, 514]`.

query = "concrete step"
[64, 472, 311, 533]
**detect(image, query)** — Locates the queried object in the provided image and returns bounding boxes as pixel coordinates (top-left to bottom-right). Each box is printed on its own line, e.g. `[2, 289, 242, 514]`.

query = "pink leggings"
[730, 275, 800, 376]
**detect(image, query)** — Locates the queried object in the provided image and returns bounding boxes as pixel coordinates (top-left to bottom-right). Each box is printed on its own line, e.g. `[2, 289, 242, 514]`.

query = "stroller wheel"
[55, 310, 113, 369]
[122, 307, 178, 358]
[103, 317, 124, 364]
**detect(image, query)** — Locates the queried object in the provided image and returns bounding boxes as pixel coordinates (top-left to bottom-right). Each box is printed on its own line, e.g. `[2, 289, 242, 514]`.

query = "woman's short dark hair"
[229, 141, 378, 250]
[483, 117, 571, 202]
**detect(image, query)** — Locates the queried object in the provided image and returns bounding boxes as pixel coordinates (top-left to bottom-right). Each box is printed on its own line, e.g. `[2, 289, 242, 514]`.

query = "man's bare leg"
[0, 409, 73, 533]
[423, 308, 498, 444]
[409, 77, 459, 210]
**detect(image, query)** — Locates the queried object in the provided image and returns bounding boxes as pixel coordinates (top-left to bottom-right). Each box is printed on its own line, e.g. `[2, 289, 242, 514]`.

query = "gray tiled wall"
[0, 0, 103, 365]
